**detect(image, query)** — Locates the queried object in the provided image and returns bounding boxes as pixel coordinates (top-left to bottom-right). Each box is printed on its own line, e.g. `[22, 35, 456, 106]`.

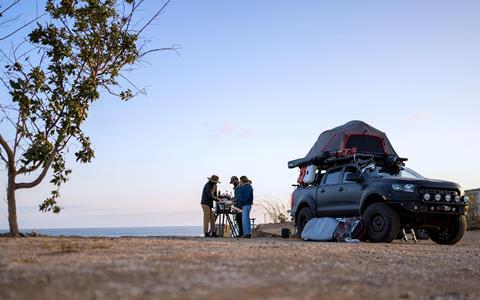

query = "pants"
[235, 212, 243, 237]
[202, 204, 215, 234]
[242, 205, 252, 235]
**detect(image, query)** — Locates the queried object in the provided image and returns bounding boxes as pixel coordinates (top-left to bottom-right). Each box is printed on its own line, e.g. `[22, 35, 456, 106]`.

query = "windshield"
[370, 167, 424, 179]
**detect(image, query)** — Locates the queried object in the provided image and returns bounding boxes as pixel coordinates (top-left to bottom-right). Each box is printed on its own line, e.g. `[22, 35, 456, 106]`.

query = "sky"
[0, 0, 479, 229]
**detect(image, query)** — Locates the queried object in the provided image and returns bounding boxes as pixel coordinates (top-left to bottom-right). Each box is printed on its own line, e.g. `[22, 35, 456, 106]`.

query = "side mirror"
[345, 172, 362, 182]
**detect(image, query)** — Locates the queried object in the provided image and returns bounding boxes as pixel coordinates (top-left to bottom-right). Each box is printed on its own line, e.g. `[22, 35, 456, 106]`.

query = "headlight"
[435, 194, 441, 201]
[404, 184, 415, 192]
[392, 184, 416, 193]
[463, 196, 470, 203]
[455, 195, 461, 203]
[423, 193, 431, 201]
[445, 194, 451, 202]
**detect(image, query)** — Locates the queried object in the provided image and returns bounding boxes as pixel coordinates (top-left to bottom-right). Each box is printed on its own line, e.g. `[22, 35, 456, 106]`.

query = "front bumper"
[395, 201, 468, 215]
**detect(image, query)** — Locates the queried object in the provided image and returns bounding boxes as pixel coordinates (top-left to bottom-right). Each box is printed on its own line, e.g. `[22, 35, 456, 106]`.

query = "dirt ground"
[1, 231, 479, 300]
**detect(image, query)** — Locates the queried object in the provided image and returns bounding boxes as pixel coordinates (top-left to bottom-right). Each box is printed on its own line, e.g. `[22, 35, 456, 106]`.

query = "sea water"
[0, 226, 203, 237]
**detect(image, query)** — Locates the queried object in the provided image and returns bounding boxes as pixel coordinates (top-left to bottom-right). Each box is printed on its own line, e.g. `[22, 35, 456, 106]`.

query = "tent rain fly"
[288, 120, 399, 169]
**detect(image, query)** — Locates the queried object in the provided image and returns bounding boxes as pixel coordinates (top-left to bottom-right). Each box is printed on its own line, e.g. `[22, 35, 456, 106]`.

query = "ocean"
[0, 226, 204, 237]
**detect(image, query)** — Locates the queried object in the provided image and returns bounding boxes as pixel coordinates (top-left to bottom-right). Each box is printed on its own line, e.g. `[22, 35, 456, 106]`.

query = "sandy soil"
[1, 231, 479, 300]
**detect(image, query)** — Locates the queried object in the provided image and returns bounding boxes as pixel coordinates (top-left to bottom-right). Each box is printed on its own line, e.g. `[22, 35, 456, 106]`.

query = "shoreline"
[0, 222, 295, 238]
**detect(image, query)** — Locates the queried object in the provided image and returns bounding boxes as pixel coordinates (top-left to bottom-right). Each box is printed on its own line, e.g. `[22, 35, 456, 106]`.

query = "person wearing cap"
[201, 175, 221, 237]
[236, 175, 254, 238]
[230, 176, 243, 237]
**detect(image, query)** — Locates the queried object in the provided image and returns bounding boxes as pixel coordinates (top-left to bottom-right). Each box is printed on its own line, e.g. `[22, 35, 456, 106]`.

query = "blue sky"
[1, 0, 479, 228]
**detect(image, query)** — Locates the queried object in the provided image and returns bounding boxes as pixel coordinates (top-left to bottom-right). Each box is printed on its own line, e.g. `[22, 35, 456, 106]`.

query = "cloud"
[240, 129, 254, 139]
[203, 121, 253, 142]
[407, 112, 432, 122]
[208, 134, 220, 143]
[220, 122, 235, 135]
[204, 121, 235, 135]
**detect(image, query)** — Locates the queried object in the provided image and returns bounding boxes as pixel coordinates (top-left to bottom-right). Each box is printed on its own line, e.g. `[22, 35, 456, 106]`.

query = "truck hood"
[370, 176, 461, 190]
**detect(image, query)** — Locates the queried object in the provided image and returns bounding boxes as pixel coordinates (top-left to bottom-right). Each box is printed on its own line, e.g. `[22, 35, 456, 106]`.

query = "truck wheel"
[363, 203, 401, 243]
[429, 215, 467, 245]
[296, 207, 313, 236]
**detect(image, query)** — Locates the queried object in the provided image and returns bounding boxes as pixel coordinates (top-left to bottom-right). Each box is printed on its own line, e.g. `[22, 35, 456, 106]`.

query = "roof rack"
[293, 149, 408, 174]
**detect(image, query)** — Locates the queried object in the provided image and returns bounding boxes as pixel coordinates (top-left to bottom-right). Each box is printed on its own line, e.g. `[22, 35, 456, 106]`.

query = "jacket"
[201, 181, 216, 208]
[236, 183, 253, 208]
[233, 185, 240, 200]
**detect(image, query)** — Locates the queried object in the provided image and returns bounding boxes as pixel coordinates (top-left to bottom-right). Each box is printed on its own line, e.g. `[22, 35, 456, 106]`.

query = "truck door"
[335, 166, 363, 217]
[316, 167, 343, 217]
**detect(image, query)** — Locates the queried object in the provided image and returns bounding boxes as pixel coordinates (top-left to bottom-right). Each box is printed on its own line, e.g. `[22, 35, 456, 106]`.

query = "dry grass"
[13, 256, 39, 264]
[41, 239, 113, 255]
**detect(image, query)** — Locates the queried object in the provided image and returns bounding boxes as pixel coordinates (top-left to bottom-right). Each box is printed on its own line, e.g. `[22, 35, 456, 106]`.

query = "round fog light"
[435, 194, 441, 201]
[445, 195, 451, 202]
[423, 193, 431, 201]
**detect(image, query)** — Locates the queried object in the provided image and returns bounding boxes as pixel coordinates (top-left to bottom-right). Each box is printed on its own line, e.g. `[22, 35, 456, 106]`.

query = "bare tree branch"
[15, 140, 60, 189]
[0, 0, 20, 17]
[17, 160, 41, 174]
[135, 0, 169, 36]
[139, 45, 181, 58]
[0, 12, 46, 41]
[0, 149, 8, 164]
[0, 133, 14, 170]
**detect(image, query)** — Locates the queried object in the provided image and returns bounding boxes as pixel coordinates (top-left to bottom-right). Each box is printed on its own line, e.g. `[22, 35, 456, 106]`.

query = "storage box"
[303, 165, 317, 184]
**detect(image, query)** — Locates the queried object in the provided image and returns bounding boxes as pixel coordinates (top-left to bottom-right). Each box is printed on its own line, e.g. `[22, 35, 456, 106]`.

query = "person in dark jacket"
[201, 175, 221, 237]
[236, 176, 254, 238]
[230, 176, 243, 237]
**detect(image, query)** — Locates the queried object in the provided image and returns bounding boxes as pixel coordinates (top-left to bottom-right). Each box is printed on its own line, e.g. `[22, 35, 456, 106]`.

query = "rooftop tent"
[288, 120, 398, 169]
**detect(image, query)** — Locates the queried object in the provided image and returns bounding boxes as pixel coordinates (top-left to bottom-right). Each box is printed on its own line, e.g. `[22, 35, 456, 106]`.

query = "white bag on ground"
[301, 218, 339, 241]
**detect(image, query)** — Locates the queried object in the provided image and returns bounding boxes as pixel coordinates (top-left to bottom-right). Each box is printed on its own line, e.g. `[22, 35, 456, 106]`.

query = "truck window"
[315, 170, 326, 183]
[343, 166, 359, 183]
[324, 169, 342, 185]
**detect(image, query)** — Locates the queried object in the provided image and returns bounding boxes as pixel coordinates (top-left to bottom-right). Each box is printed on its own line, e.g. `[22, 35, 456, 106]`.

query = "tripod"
[216, 211, 239, 238]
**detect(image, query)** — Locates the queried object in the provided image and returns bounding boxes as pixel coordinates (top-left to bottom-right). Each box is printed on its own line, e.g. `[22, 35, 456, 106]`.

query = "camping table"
[215, 200, 239, 238]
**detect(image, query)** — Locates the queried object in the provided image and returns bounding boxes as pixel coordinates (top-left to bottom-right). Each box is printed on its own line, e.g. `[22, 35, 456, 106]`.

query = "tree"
[0, 0, 173, 235]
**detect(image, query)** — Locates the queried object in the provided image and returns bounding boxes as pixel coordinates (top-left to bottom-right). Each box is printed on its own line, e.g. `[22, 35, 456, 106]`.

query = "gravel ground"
[0, 231, 479, 300]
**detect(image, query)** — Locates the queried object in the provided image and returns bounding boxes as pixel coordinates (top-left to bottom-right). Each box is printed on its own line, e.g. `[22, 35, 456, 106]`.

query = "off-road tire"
[363, 202, 401, 243]
[429, 215, 467, 245]
[296, 207, 314, 236]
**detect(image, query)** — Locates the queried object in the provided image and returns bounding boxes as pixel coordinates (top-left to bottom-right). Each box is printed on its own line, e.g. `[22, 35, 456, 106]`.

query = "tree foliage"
[0, 0, 172, 233]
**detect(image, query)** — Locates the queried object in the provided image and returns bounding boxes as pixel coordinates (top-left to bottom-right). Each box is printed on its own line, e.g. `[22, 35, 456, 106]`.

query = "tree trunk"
[7, 172, 19, 236]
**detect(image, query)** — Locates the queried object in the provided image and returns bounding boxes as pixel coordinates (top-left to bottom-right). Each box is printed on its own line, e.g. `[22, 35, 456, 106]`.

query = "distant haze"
[1, 1, 479, 229]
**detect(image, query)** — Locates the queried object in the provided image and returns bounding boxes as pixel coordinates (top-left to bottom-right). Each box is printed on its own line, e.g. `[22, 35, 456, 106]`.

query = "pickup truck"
[290, 162, 470, 244]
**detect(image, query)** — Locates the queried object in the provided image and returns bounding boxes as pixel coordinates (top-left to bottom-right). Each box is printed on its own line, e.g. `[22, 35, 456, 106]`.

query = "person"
[201, 175, 220, 237]
[230, 176, 243, 237]
[236, 175, 254, 238]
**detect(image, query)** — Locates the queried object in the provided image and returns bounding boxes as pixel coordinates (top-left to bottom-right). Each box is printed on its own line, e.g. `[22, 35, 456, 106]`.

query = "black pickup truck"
[290, 162, 470, 245]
